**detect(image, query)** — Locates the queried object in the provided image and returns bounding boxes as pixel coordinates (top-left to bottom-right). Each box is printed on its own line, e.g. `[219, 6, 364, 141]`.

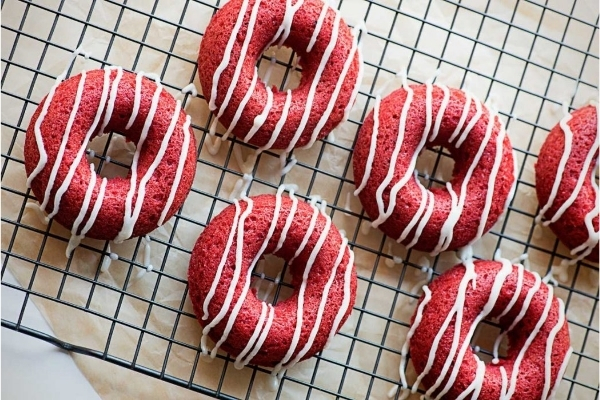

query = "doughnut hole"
[470, 320, 508, 364]
[415, 145, 456, 189]
[251, 254, 294, 305]
[86, 131, 135, 179]
[256, 45, 302, 92]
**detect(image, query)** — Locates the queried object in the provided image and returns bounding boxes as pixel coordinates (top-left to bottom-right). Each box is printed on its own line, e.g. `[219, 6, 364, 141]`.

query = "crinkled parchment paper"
[1, 0, 598, 399]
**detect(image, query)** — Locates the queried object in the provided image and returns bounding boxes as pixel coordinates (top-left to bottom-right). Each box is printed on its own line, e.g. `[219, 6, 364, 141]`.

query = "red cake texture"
[198, 0, 362, 151]
[535, 105, 599, 263]
[406, 260, 571, 399]
[24, 69, 197, 242]
[188, 193, 357, 368]
[353, 84, 515, 254]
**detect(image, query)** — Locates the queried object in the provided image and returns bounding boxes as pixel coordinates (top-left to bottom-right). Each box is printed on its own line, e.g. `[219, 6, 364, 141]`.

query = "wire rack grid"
[1, 0, 599, 399]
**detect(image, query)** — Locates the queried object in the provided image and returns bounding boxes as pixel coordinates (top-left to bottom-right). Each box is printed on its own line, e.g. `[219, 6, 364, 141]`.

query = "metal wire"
[1, 0, 598, 399]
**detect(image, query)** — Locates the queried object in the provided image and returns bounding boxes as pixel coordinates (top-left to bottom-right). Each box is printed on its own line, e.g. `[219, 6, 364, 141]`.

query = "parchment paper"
[1, 0, 598, 399]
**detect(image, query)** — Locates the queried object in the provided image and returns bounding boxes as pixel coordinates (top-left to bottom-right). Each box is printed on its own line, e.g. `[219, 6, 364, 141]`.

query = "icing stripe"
[475, 123, 506, 240]
[548, 347, 572, 400]
[503, 283, 554, 399]
[302, 15, 360, 149]
[541, 299, 567, 399]
[66, 163, 97, 256]
[114, 78, 165, 243]
[41, 71, 87, 214]
[307, 3, 328, 52]
[158, 115, 192, 225]
[273, 204, 332, 374]
[285, 237, 349, 369]
[535, 107, 574, 224]
[46, 68, 113, 222]
[259, 89, 292, 152]
[201, 201, 242, 320]
[327, 246, 355, 344]
[125, 72, 145, 129]
[209, 0, 250, 111]
[242, 304, 275, 366]
[398, 286, 432, 400]
[285, 12, 342, 152]
[201, 198, 254, 355]
[432, 106, 494, 254]
[372, 75, 414, 228]
[218, 0, 263, 125]
[354, 96, 381, 195]
[211, 186, 285, 355]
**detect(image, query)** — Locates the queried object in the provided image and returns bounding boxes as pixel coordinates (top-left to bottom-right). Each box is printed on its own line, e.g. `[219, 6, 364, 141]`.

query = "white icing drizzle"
[25, 202, 49, 225]
[541, 298, 566, 399]
[475, 122, 506, 240]
[263, 56, 277, 86]
[209, 0, 251, 111]
[233, 145, 258, 175]
[158, 115, 192, 225]
[259, 89, 292, 152]
[285, 11, 342, 152]
[431, 104, 496, 255]
[301, 16, 361, 149]
[537, 104, 599, 262]
[27, 47, 89, 187]
[100, 244, 118, 272]
[143, 235, 153, 272]
[126, 72, 146, 130]
[535, 104, 574, 225]
[371, 71, 414, 228]
[225, 72, 259, 139]
[218, 0, 263, 131]
[502, 282, 554, 399]
[279, 154, 297, 176]
[114, 80, 166, 243]
[432, 259, 513, 399]
[307, 3, 328, 53]
[244, 86, 273, 143]
[66, 163, 97, 256]
[201, 201, 242, 320]
[398, 286, 432, 400]
[40, 70, 88, 215]
[547, 347, 572, 400]
[283, 236, 349, 371]
[181, 83, 198, 97]
[326, 245, 354, 345]
[201, 197, 254, 356]
[354, 95, 381, 196]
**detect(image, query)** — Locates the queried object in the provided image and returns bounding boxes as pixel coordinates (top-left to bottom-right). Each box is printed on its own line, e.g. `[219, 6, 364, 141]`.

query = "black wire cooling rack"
[1, 0, 599, 399]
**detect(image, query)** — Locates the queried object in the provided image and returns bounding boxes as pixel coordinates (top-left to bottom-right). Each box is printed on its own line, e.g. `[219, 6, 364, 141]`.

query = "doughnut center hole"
[415, 146, 455, 189]
[86, 132, 135, 179]
[256, 46, 301, 91]
[252, 254, 293, 305]
[470, 320, 508, 364]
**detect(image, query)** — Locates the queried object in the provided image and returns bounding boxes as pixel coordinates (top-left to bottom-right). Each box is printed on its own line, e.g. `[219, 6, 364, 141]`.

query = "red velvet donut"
[353, 82, 516, 255]
[187, 189, 357, 372]
[400, 260, 571, 399]
[535, 104, 599, 263]
[197, 0, 362, 151]
[24, 68, 197, 249]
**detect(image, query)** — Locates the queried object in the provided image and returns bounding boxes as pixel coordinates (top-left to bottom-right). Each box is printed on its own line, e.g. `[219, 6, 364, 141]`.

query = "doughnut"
[353, 79, 516, 255]
[197, 0, 362, 152]
[187, 188, 357, 375]
[398, 259, 571, 399]
[535, 104, 599, 263]
[24, 68, 197, 253]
